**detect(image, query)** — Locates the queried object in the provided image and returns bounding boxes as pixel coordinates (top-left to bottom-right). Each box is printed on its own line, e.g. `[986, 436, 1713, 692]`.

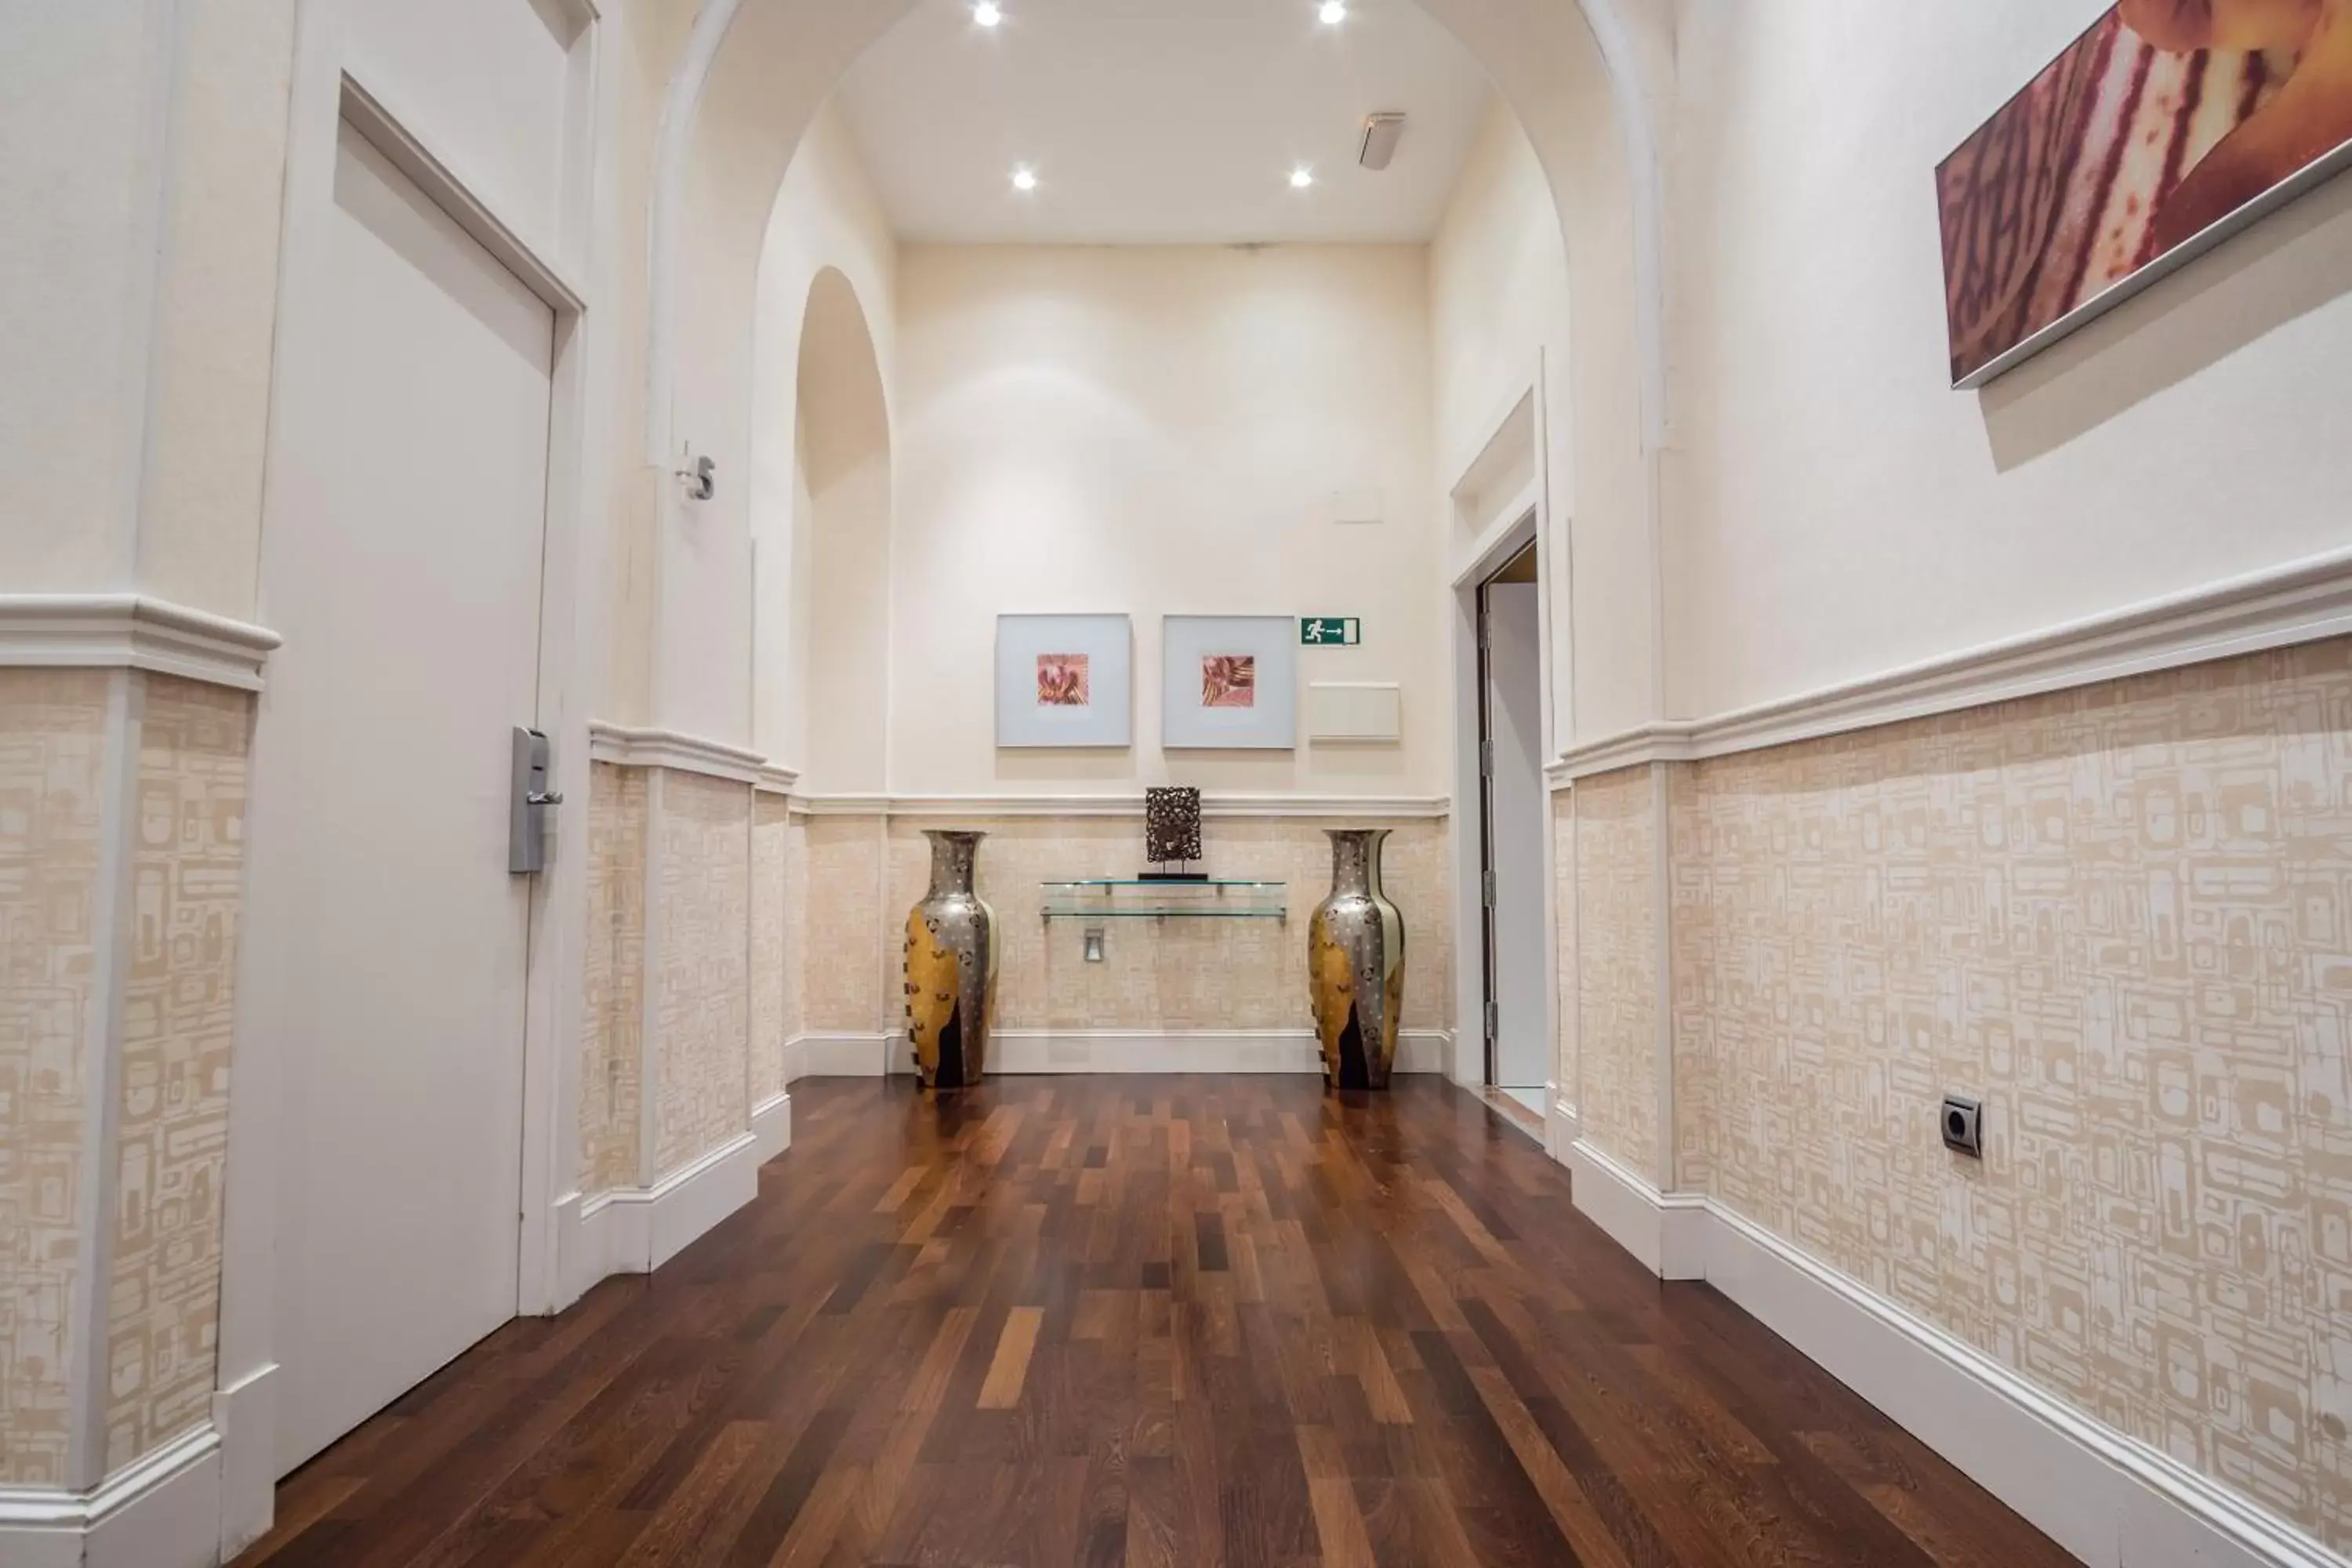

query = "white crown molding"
[0, 595, 282, 691]
[754, 762, 800, 797]
[1549, 546, 2352, 784]
[586, 721, 768, 785]
[793, 792, 1450, 820]
[1559, 1139, 2347, 1568]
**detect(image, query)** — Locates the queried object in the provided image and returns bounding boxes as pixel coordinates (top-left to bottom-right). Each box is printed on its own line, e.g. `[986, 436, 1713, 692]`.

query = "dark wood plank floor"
[233, 1077, 2077, 1567]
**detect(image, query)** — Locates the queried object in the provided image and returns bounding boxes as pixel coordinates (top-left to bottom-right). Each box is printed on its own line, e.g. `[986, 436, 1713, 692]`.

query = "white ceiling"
[834, 0, 1496, 245]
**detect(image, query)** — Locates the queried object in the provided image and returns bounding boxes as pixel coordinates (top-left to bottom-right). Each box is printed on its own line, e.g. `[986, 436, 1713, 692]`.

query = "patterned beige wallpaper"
[869, 816, 1453, 1039]
[0, 670, 111, 1486]
[782, 815, 809, 1043]
[1573, 766, 1660, 1177]
[577, 763, 645, 1193]
[1669, 642, 2352, 1552]
[750, 794, 790, 1108]
[103, 677, 249, 1474]
[800, 815, 887, 1037]
[1553, 789, 1577, 1112]
[651, 772, 751, 1177]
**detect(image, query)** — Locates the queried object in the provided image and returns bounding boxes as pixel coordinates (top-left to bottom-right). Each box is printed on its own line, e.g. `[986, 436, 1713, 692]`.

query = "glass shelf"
[1040, 879, 1288, 923]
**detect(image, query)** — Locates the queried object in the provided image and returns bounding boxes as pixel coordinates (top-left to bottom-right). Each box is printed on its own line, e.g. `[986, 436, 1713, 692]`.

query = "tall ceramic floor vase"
[904, 830, 998, 1090]
[1308, 828, 1405, 1090]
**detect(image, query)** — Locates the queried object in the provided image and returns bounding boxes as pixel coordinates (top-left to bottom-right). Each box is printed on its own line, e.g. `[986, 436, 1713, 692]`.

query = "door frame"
[216, 2, 607, 1551]
[1473, 545, 1539, 1091]
[1445, 358, 1566, 1156]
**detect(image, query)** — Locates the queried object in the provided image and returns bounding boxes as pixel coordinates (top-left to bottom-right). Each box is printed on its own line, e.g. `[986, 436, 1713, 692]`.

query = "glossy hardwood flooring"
[234, 1078, 2076, 1566]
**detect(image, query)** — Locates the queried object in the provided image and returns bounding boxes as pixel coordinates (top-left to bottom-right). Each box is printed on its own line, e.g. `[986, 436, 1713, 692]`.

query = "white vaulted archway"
[641, 0, 1676, 753]
[647, 0, 1669, 457]
[782, 265, 891, 792]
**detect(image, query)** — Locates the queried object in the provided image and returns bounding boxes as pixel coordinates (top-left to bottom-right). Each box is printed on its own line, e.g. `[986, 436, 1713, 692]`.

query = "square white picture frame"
[1162, 615, 1297, 750]
[996, 614, 1133, 748]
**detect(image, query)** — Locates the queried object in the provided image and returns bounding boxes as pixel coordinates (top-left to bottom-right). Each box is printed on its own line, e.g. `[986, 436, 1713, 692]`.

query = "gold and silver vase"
[904, 830, 997, 1089]
[1308, 828, 1405, 1090]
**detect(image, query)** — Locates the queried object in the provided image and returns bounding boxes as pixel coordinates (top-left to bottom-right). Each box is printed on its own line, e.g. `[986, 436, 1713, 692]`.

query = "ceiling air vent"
[1359, 112, 1406, 172]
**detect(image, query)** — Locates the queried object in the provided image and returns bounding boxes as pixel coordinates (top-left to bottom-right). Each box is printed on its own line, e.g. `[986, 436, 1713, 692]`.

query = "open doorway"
[1478, 538, 1548, 1120]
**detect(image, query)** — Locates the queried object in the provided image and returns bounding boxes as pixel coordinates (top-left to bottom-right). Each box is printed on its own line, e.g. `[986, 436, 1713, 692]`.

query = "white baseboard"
[791, 1032, 895, 1076]
[1543, 1086, 1577, 1162]
[1562, 1138, 2345, 1568]
[989, 1029, 1323, 1074]
[967, 1028, 1454, 1076]
[751, 1089, 793, 1165]
[1395, 1029, 1451, 1074]
[787, 1028, 1450, 1077]
[209, 1362, 277, 1561]
[1564, 1138, 1707, 1279]
[579, 1131, 760, 1276]
[0, 1422, 223, 1568]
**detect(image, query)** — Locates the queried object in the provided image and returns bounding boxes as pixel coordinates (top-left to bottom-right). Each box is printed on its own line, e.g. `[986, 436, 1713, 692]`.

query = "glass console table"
[1039, 879, 1288, 924]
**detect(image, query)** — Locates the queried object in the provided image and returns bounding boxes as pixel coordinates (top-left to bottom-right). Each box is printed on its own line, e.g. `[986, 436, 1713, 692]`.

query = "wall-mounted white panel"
[343, 0, 581, 246]
[1306, 683, 1403, 743]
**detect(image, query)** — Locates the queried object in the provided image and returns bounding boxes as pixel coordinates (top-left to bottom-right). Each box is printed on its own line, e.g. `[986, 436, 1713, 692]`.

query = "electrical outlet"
[1940, 1094, 1983, 1159]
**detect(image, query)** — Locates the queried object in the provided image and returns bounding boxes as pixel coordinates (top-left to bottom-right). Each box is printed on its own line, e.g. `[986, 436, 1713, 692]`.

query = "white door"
[1484, 578, 1548, 1093]
[248, 117, 554, 1475]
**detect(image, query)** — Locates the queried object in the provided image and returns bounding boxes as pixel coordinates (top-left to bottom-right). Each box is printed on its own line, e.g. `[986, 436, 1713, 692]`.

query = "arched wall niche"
[742, 101, 899, 773]
[782, 264, 891, 793]
[647, 0, 1679, 754]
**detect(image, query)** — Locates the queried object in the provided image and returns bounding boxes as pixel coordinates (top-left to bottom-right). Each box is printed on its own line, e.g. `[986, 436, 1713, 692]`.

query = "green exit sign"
[1300, 617, 1361, 646]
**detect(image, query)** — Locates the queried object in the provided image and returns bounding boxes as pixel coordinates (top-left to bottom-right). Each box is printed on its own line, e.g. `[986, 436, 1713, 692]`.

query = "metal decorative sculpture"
[1308, 828, 1404, 1090]
[1143, 786, 1204, 879]
[904, 830, 997, 1089]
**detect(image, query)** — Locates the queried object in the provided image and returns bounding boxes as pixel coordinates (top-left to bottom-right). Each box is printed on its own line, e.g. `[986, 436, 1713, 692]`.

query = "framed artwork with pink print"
[1162, 615, 1296, 750]
[996, 615, 1132, 748]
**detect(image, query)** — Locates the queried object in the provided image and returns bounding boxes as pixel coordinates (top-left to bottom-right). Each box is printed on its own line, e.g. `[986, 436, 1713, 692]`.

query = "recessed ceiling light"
[1290, 165, 1315, 189]
[1318, 1, 1347, 24]
[973, 1, 1003, 25]
[1011, 165, 1037, 191]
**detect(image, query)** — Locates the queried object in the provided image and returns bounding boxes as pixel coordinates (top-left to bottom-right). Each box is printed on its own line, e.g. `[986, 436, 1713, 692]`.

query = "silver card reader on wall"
[510, 726, 562, 874]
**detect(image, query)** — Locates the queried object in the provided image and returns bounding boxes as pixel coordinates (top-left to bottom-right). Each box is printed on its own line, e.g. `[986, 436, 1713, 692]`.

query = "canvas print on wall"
[1201, 655, 1256, 710]
[996, 615, 1131, 747]
[1037, 653, 1090, 707]
[1163, 616, 1295, 750]
[1937, 0, 2352, 386]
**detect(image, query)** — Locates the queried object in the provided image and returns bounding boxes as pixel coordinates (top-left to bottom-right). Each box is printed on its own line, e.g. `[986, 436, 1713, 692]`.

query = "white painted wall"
[1430, 94, 1575, 746]
[886, 243, 1445, 797]
[0, 0, 298, 615]
[1668, 0, 2352, 720]
[341, 0, 586, 249]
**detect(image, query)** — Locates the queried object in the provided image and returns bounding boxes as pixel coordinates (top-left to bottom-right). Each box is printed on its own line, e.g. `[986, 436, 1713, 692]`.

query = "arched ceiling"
[833, 0, 1494, 245]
